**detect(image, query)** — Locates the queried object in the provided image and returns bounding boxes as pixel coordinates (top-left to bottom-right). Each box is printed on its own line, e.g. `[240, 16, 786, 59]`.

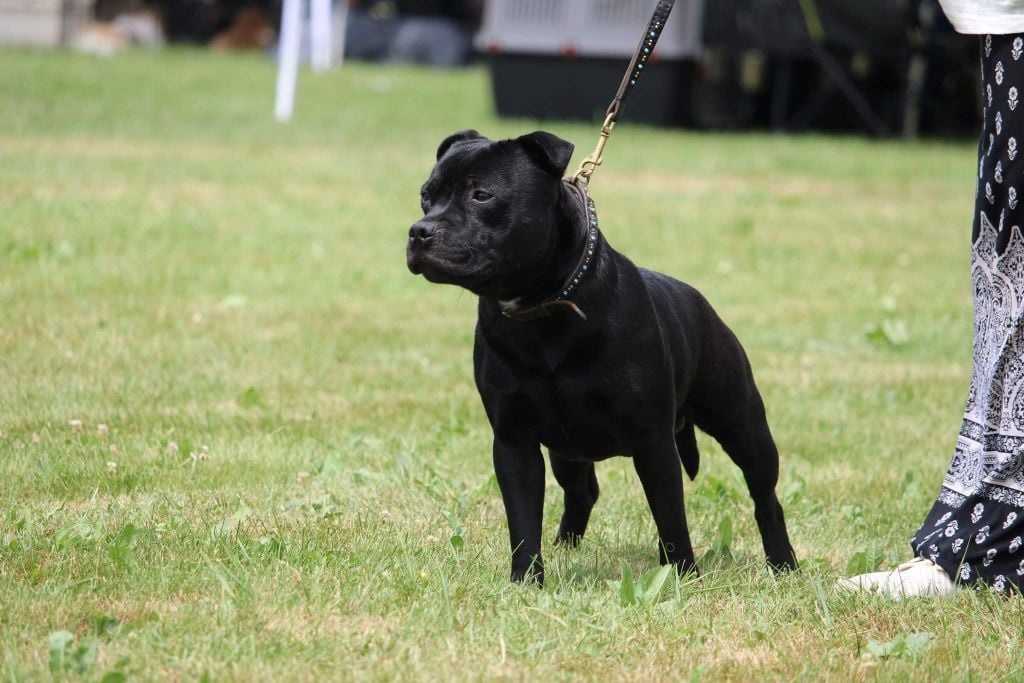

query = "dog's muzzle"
[407, 220, 438, 273]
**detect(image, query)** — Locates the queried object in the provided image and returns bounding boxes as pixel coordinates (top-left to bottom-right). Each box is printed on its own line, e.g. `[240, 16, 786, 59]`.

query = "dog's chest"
[497, 360, 653, 460]
[536, 381, 633, 459]
[478, 317, 673, 459]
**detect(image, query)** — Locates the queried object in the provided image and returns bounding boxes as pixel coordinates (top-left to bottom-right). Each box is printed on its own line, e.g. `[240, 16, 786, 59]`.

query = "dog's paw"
[767, 552, 799, 573]
[510, 566, 545, 587]
[672, 560, 700, 577]
[553, 528, 583, 548]
[661, 552, 700, 577]
[510, 556, 545, 586]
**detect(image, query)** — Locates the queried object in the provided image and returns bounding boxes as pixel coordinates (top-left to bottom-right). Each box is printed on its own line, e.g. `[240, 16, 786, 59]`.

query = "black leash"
[503, 1, 678, 322]
[573, 0, 677, 184]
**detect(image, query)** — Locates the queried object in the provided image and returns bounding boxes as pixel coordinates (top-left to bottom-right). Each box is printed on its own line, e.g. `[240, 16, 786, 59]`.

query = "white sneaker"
[836, 557, 957, 599]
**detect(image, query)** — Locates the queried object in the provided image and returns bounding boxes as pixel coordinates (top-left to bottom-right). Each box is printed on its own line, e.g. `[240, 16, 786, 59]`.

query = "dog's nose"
[409, 222, 436, 243]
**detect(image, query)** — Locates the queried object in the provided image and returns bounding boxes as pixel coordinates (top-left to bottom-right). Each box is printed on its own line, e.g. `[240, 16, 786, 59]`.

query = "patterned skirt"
[911, 34, 1024, 592]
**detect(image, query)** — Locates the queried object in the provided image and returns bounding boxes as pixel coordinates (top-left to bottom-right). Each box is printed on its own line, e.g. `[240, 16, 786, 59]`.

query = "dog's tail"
[676, 421, 700, 480]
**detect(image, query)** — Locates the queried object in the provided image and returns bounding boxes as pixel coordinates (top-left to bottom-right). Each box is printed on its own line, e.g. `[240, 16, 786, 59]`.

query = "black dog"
[407, 129, 797, 584]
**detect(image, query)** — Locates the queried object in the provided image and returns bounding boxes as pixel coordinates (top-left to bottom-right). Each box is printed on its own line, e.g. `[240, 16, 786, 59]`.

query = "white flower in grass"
[972, 503, 985, 523]
[976, 525, 991, 544]
[945, 520, 959, 537]
[69, 419, 83, 434]
[106, 461, 117, 475]
[296, 471, 310, 486]
[109, 444, 118, 454]
[166, 441, 179, 456]
[97, 424, 109, 438]
[1005, 512, 1018, 529]
[199, 445, 210, 461]
[953, 537, 965, 553]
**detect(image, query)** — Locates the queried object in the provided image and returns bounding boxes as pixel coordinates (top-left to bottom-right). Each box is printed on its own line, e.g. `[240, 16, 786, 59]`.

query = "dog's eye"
[472, 190, 494, 203]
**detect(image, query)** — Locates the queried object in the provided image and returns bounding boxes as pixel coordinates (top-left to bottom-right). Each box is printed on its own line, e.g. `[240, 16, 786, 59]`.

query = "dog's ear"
[517, 131, 575, 177]
[437, 129, 482, 160]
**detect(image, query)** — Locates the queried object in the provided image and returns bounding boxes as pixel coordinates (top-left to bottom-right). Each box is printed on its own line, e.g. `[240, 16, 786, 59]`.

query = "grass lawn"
[2, 47, 1023, 680]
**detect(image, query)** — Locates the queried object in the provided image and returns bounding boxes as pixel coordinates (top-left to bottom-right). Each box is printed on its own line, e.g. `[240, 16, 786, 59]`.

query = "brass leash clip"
[572, 111, 617, 185]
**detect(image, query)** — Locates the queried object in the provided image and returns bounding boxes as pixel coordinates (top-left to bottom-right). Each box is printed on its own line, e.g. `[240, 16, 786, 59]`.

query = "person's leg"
[841, 34, 1024, 598]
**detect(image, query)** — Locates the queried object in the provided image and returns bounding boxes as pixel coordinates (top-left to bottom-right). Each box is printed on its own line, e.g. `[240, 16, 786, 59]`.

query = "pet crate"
[475, 0, 705, 126]
[0, 0, 91, 46]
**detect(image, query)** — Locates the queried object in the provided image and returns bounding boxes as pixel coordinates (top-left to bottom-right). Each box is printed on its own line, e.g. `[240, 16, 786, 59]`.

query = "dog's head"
[406, 129, 575, 297]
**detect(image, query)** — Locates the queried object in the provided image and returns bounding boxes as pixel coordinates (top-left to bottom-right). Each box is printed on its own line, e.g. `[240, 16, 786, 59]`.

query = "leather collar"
[501, 179, 599, 322]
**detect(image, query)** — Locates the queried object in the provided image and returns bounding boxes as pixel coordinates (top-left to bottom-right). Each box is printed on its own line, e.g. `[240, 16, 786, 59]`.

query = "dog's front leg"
[632, 435, 698, 575]
[492, 439, 546, 585]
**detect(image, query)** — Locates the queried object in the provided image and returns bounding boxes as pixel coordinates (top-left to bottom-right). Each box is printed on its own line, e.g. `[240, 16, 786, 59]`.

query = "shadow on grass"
[544, 536, 775, 590]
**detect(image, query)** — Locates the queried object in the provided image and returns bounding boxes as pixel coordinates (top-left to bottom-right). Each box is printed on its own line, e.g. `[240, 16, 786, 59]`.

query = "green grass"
[2, 47, 1023, 681]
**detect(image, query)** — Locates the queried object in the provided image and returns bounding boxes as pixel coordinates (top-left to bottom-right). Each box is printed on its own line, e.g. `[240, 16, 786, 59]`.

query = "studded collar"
[500, 179, 599, 322]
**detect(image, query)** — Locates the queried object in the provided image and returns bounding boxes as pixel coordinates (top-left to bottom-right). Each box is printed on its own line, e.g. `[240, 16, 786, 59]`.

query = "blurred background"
[0, 0, 982, 137]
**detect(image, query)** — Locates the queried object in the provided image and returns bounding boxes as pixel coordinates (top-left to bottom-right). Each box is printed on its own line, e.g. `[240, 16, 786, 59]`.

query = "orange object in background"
[210, 7, 275, 51]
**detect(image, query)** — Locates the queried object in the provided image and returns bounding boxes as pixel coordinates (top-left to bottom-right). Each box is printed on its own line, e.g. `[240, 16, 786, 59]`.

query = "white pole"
[310, 0, 332, 72]
[334, 1, 348, 67]
[274, 0, 303, 121]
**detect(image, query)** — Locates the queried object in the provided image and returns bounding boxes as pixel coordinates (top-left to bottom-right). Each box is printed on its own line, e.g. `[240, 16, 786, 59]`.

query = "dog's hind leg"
[550, 452, 599, 547]
[701, 396, 797, 572]
[675, 421, 700, 480]
[632, 433, 698, 574]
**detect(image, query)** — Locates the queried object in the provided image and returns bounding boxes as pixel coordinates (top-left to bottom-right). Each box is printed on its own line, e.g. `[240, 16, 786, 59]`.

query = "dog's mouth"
[407, 247, 492, 287]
